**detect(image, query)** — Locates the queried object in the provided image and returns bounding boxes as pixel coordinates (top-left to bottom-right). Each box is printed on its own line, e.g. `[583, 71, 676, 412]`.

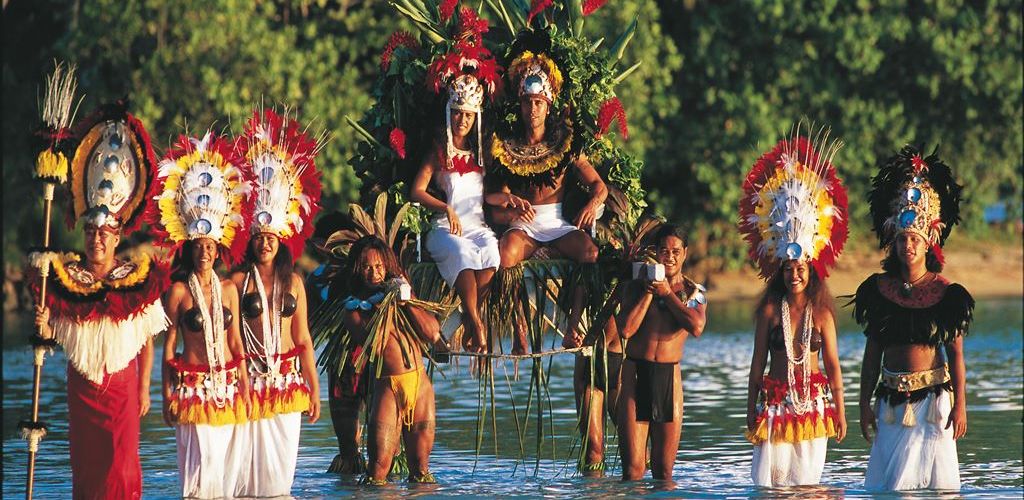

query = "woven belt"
[881, 365, 950, 393]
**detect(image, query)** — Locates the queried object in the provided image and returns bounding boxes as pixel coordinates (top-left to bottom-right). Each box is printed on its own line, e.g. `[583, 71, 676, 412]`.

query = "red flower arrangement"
[380, 31, 420, 71]
[439, 0, 459, 22]
[527, 0, 552, 25]
[457, 6, 489, 43]
[390, 128, 407, 159]
[583, 0, 607, 16]
[597, 97, 629, 140]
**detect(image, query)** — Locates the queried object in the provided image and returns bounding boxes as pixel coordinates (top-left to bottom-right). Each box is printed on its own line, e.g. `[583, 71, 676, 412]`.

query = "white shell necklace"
[781, 298, 814, 415]
[188, 271, 229, 407]
[241, 265, 282, 376]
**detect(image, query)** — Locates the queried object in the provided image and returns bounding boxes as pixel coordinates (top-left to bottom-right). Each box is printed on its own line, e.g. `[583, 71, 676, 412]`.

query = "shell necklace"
[781, 298, 814, 415]
[241, 266, 283, 377]
[188, 271, 229, 407]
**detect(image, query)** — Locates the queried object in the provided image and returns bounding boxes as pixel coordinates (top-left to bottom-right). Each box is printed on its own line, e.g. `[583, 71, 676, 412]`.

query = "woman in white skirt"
[152, 132, 252, 499]
[739, 131, 849, 487]
[410, 69, 505, 353]
[228, 108, 324, 497]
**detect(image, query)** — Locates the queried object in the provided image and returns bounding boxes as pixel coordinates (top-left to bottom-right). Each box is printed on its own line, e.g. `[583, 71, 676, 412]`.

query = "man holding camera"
[615, 224, 707, 481]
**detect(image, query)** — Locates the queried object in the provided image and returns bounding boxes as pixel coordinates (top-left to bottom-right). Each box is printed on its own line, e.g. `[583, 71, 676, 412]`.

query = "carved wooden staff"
[19, 61, 81, 500]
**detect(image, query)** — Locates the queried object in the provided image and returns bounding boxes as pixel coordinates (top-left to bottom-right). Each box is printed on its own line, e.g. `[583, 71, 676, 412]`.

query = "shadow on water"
[3, 298, 1022, 498]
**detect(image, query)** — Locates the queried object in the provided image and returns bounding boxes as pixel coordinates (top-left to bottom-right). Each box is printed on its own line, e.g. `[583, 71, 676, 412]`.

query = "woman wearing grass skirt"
[228, 108, 323, 496]
[740, 129, 848, 487]
[854, 146, 971, 491]
[151, 132, 252, 498]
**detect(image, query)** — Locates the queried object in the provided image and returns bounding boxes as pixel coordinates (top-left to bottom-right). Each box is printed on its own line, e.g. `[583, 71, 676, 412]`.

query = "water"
[4, 299, 1022, 498]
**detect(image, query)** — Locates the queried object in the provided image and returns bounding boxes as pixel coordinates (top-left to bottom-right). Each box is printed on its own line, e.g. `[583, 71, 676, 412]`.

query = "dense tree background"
[3, 0, 1020, 269]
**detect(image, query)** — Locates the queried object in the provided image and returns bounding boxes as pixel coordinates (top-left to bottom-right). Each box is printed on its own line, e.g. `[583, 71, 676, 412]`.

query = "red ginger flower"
[527, 0, 552, 25]
[380, 31, 420, 71]
[583, 0, 607, 16]
[389, 128, 407, 159]
[440, 0, 458, 21]
[457, 6, 489, 43]
[597, 98, 629, 140]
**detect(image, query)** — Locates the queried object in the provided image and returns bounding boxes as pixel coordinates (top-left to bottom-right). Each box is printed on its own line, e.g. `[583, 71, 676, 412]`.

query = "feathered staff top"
[868, 144, 963, 264]
[68, 101, 157, 234]
[738, 128, 848, 279]
[147, 132, 249, 267]
[235, 108, 324, 263]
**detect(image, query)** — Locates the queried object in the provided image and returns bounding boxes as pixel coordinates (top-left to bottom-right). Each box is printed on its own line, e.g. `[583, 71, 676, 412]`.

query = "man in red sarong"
[31, 103, 169, 499]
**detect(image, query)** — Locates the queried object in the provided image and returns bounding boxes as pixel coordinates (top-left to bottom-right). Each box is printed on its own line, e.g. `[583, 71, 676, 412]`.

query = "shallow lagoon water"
[3, 298, 1022, 498]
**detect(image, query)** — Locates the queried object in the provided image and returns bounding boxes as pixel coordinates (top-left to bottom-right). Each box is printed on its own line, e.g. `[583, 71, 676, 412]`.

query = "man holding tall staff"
[31, 102, 169, 499]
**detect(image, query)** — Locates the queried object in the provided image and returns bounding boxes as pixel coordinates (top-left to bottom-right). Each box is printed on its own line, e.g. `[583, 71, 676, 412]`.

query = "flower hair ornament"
[868, 144, 962, 265]
[738, 125, 849, 279]
[148, 131, 249, 266]
[68, 101, 157, 234]
[235, 108, 325, 263]
[425, 9, 500, 171]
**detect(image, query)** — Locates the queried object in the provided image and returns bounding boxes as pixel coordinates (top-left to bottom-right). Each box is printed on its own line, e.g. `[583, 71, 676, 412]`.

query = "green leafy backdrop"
[3, 0, 1019, 269]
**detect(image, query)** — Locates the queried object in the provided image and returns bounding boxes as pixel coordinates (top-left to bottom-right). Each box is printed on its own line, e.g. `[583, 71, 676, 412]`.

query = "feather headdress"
[68, 101, 156, 234]
[868, 145, 962, 263]
[149, 132, 249, 265]
[424, 9, 501, 171]
[508, 50, 563, 104]
[235, 108, 324, 263]
[739, 125, 849, 279]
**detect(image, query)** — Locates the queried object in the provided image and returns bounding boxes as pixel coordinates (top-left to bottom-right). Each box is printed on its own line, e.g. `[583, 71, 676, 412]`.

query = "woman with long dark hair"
[410, 46, 505, 353]
[227, 108, 323, 497]
[739, 131, 847, 487]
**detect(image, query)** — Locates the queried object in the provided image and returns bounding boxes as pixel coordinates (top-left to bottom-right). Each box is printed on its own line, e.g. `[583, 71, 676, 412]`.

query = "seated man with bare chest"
[485, 49, 607, 355]
[616, 224, 707, 481]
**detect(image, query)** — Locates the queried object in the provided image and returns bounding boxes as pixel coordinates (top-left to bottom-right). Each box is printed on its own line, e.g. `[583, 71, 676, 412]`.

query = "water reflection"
[3, 299, 1022, 498]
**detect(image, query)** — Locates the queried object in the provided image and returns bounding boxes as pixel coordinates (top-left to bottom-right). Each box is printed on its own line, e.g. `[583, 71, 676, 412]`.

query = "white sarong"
[752, 437, 828, 487]
[865, 389, 960, 491]
[176, 423, 239, 499]
[426, 169, 500, 285]
[509, 202, 578, 243]
[232, 412, 303, 497]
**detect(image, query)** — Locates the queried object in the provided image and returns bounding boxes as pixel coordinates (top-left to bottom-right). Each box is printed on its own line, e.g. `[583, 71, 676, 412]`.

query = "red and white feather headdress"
[148, 132, 249, 266]
[739, 125, 849, 279]
[235, 108, 324, 263]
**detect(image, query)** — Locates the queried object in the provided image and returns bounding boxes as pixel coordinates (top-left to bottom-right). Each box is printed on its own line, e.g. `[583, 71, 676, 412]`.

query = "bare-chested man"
[616, 224, 707, 481]
[341, 236, 447, 485]
[486, 50, 607, 354]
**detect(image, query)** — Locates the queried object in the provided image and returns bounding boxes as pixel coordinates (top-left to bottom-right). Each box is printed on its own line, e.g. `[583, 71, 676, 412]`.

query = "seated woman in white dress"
[410, 71, 505, 353]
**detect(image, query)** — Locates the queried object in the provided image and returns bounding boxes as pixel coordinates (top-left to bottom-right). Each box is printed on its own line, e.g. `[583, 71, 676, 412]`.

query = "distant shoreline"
[698, 241, 1024, 302]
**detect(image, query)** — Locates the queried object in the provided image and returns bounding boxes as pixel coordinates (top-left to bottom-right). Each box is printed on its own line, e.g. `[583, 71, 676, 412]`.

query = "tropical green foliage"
[3, 1, 1019, 269]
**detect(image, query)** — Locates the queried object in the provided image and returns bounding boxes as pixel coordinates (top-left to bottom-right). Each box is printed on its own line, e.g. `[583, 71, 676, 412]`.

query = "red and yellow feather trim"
[30, 252, 169, 323]
[745, 372, 838, 445]
[167, 357, 248, 426]
[247, 347, 312, 420]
